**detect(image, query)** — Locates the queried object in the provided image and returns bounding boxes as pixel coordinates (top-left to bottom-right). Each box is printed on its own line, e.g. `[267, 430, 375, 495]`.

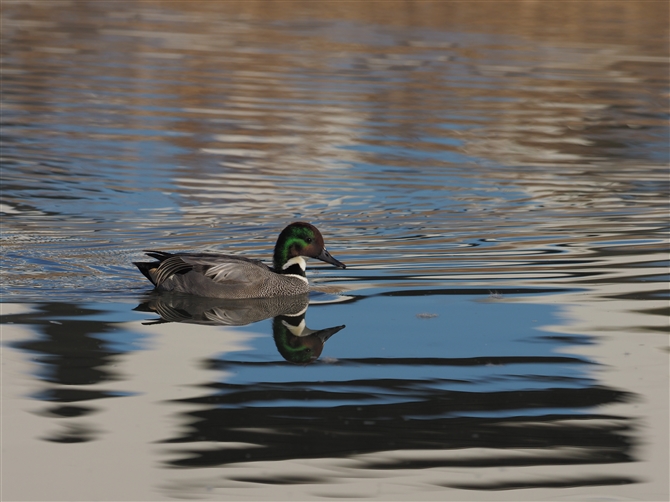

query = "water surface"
[2, 2, 668, 501]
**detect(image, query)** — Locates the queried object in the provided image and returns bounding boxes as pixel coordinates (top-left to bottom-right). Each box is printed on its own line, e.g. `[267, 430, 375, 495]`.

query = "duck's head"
[273, 222, 346, 274]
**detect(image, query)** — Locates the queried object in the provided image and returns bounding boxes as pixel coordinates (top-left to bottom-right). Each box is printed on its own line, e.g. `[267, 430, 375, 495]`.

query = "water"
[2, 2, 668, 500]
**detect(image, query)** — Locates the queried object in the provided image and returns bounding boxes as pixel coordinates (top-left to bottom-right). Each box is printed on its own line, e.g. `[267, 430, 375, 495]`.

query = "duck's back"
[134, 251, 310, 299]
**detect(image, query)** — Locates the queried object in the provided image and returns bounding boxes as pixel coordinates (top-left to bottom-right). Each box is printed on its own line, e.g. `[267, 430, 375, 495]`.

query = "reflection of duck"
[136, 293, 310, 326]
[273, 315, 344, 364]
[133, 222, 345, 299]
[135, 292, 344, 363]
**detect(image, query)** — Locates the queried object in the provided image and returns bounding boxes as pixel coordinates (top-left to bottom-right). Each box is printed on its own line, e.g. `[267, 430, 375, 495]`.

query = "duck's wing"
[181, 254, 271, 284]
[150, 254, 193, 286]
[143, 251, 271, 288]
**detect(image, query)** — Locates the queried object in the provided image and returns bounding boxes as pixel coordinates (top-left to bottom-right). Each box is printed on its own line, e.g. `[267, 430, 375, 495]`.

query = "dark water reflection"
[162, 295, 636, 491]
[3, 294, 639, 493]
[2, 1, 668, 500]
[172, 387, 634, 477]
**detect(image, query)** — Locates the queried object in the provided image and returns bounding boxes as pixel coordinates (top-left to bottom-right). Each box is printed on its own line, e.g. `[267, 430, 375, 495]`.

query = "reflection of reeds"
[159, 1, 666, 48]
[166, 367, 635, 490]
[3, 0, 666, 254]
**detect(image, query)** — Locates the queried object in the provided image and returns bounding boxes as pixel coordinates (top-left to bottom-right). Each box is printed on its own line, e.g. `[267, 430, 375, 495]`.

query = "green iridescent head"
[272, 222, 346, 274]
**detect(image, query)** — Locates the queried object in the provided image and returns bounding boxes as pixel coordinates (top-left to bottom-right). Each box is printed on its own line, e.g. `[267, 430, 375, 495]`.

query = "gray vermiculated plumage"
[134, 251, 310, 299]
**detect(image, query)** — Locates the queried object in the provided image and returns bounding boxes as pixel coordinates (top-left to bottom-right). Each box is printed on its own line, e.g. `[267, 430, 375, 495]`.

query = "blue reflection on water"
[215, 293, 594, 405]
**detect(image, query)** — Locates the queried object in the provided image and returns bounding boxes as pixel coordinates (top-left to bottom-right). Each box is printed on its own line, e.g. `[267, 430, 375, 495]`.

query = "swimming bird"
[133, 222, 346, 299]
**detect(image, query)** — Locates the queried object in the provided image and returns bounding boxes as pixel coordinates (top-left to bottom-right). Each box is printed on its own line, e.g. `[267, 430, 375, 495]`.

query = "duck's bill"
[317, 248, 346, 269]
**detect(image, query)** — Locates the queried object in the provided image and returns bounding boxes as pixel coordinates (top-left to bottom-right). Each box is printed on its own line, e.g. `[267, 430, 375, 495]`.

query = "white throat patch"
[282, 256, 306, 272]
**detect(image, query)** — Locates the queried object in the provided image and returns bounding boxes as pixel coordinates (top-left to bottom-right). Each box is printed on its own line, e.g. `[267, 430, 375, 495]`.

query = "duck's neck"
[274, 253, 307, 276]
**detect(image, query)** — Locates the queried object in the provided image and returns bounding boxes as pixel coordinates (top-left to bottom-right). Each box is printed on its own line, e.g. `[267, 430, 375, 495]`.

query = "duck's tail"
[133, 250, 174, 286]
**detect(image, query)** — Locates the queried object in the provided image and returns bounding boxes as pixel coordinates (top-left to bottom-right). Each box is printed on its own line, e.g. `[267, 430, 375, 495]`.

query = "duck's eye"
[305, 237, 312, 244]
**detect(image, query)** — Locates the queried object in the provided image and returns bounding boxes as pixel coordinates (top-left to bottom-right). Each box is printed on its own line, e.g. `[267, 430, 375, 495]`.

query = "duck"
[133, 222, 346, 299]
